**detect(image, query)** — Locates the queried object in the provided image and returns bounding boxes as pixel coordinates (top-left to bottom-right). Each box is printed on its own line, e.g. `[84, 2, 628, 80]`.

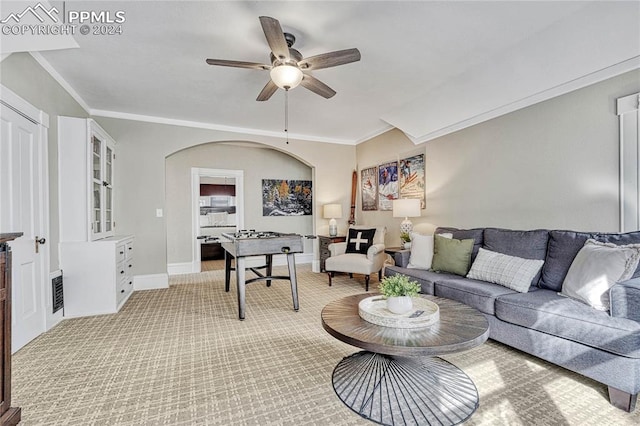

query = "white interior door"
[0, 96, 47, 352]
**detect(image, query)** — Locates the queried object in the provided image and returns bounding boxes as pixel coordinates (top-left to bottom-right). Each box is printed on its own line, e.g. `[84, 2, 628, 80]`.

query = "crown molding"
[90, 109, 356, 145]
[29, 51, 91, 114]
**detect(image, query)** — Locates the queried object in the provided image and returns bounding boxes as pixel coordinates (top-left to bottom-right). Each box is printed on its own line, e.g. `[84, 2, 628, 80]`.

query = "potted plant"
[400, 232, 411, 249]
[379, 274, 421, 314]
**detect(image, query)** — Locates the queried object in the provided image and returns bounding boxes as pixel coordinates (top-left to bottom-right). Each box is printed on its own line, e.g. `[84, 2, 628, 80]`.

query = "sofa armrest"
[367, 243, 385, 259]
[610, 277, 640, 322]
[328, 242, 347, 256]
[395, 251, 411, 268]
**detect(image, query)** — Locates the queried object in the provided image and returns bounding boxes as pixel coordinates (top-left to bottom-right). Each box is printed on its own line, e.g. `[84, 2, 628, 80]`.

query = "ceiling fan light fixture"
[270, 64, 303, 90]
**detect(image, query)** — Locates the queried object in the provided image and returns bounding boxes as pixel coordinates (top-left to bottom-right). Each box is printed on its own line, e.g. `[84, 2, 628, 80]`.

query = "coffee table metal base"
[332, 351, 479, 426]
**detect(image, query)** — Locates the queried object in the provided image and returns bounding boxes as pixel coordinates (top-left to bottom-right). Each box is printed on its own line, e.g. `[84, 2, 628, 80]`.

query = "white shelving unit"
[58, 117, 134, 316]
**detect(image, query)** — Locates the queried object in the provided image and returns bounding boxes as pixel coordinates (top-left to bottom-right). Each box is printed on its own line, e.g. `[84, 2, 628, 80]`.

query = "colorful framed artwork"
[378, 161, 398, 211]
[262, 179, 312, 216]
[399, 153, 425, 208]
[361, 166, 378, 211]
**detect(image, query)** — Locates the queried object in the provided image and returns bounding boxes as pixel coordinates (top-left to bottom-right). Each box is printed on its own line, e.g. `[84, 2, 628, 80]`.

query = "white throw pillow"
[561, 239, 640, 311]
[466, 248, 544, 293]
[407, 233, 433, 269]
[407, 232, 452, 270]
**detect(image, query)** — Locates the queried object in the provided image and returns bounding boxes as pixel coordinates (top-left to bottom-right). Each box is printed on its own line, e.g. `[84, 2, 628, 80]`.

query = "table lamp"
[393, 198, 421, 235]
[323, 204, 343, 237]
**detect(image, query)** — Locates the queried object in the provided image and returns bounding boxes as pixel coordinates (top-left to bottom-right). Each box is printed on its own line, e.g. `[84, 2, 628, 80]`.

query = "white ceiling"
[10, 1, 640, 144]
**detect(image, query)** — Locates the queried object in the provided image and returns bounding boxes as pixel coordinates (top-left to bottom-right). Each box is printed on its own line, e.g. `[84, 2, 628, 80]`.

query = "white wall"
[357, 69, 640, 246]
[166, 142, 313, 264]
[93, 118, 355, 276]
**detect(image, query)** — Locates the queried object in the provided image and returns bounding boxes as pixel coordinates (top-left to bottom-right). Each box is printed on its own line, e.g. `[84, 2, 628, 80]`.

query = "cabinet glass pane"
[92, 136, 102, 181]
[94, 209, 101, 233]
[105, 187, 112, 231]
[105, 146, 113, 184]
[93, 181, 101, 209]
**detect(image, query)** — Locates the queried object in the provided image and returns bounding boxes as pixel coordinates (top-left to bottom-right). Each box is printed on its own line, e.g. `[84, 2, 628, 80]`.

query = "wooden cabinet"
[318, 235, 347, 272]
[59, 117, 116, 242]
[60, 235, 134, 318]
[1, 234, 22, 426]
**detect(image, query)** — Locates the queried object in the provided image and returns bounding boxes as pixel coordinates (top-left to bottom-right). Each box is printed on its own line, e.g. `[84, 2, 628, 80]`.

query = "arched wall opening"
[165, 140, 315, 273]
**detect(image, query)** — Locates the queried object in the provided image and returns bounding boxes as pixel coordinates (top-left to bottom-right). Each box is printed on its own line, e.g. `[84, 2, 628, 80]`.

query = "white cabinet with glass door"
[90, 130, 114, 239]
[59, 117, 116, 241]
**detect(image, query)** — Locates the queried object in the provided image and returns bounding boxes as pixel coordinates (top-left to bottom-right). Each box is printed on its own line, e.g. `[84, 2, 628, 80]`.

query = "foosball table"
[220, 230, 306, 320]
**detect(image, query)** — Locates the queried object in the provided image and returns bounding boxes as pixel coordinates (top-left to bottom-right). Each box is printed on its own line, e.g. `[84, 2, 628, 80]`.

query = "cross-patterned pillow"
[345, 228, 376, 254]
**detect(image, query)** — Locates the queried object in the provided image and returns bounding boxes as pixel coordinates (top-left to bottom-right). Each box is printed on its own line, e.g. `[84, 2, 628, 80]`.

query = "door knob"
[35, 236, 46, 253]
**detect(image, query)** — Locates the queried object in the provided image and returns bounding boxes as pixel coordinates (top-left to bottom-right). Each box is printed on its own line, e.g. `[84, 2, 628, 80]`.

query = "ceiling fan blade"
[298, 48, 361, 71]
[300, 74, 336, 99]
[206, 58, 270, 70]
[259, 16, 290, 61]
[256, 80, 278, 102]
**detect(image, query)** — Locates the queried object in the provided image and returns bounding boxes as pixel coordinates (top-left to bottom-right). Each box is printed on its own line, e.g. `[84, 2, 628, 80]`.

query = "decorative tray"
[358, 296, 440, 329]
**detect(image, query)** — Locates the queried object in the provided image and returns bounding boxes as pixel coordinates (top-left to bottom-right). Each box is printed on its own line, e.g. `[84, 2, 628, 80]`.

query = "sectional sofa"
[384, 227, 640, 412]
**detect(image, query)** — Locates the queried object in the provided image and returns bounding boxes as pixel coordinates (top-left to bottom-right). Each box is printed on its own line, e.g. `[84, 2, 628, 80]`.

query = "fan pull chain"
[285, 88, 289, 144]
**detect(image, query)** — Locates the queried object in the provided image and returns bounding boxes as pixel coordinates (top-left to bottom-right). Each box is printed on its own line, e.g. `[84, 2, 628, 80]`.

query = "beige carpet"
[13, 266, 640, 425]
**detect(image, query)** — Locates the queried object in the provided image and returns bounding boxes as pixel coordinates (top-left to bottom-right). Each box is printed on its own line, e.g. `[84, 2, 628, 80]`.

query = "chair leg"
[349, 273, 353, 279]
[378, 270, 382, 280]
[365, 275, 370, 291]
[327, 272, 333, 287]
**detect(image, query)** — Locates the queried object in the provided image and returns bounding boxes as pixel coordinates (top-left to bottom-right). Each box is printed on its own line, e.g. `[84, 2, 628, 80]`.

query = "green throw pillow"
[431, 234, 474, 276]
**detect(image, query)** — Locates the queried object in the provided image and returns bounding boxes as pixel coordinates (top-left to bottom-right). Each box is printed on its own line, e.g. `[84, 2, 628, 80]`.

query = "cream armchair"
[325, 226, 387, 291]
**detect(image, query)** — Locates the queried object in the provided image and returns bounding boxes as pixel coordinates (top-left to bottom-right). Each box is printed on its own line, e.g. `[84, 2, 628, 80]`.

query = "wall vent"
[52, 270, 64, 314]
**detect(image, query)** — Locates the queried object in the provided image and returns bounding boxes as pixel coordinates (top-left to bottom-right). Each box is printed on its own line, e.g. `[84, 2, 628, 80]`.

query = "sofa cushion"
[539, 230, 592, 291]
[434, 277, 518, 315]
[435, 227, 484, 261]
[483, 228, 549, 286]
[431, 235, 474, 276]
[595, 231, 640, 278]
[495, 290, 640, 358]
[561, 239, 640, 311]
[539, 230, 640, 291]
[467, 248, 544, 293]
[384, 265, 458, 295]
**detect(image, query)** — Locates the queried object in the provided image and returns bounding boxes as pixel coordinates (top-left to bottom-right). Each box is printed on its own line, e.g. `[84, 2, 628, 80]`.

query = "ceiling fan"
[206, 16, 361, 101]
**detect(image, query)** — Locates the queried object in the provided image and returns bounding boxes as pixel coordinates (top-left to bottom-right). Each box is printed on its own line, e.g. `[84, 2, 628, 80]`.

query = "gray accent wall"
[165, 143, 313, 264]
[357, 69, 640, 246]
[0, 53, 89, 271]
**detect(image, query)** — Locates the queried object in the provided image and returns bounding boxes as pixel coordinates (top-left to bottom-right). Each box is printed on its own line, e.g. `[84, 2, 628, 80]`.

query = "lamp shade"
[323, 204, 343, 219]
[392, 198, 421, 218]
[270, 64, 304, 89]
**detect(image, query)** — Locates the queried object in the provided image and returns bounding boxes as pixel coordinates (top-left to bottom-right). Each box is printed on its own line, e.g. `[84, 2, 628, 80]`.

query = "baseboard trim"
[134, 273, 169, 290]
[167, 262, 194, 276]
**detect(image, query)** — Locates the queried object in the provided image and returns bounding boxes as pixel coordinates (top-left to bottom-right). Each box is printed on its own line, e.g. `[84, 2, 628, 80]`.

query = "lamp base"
[329, 219, 338, 237]
[400, 218, 413, 235]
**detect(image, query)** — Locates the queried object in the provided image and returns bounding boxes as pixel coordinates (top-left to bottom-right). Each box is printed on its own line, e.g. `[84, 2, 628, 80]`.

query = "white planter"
[386, 296, 413, 314]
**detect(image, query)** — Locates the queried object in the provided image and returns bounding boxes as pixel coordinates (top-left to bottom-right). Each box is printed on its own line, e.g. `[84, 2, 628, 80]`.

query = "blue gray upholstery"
[383, 226, 640, 411]
[495, 290, 640, 358]
[435, 277, 518, 315]
[610, 278, 640, 322]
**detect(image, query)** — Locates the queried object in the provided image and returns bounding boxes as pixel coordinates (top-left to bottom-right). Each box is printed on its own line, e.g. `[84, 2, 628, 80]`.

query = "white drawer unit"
[60, 235, 135, 317]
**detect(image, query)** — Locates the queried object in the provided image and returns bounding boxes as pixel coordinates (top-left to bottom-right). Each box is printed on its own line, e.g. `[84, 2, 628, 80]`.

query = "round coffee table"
[321, 293, 489, 426]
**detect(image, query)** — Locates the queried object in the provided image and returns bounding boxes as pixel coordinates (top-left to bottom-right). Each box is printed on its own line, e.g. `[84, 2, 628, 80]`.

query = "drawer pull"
[128, 264, 132, 268]
[120, 251, 124, 254]
[128, 247, 132, 250]
[120, 270, 125, 274]
[121, 289, 125, 293]
[129, 281, 132, 285]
